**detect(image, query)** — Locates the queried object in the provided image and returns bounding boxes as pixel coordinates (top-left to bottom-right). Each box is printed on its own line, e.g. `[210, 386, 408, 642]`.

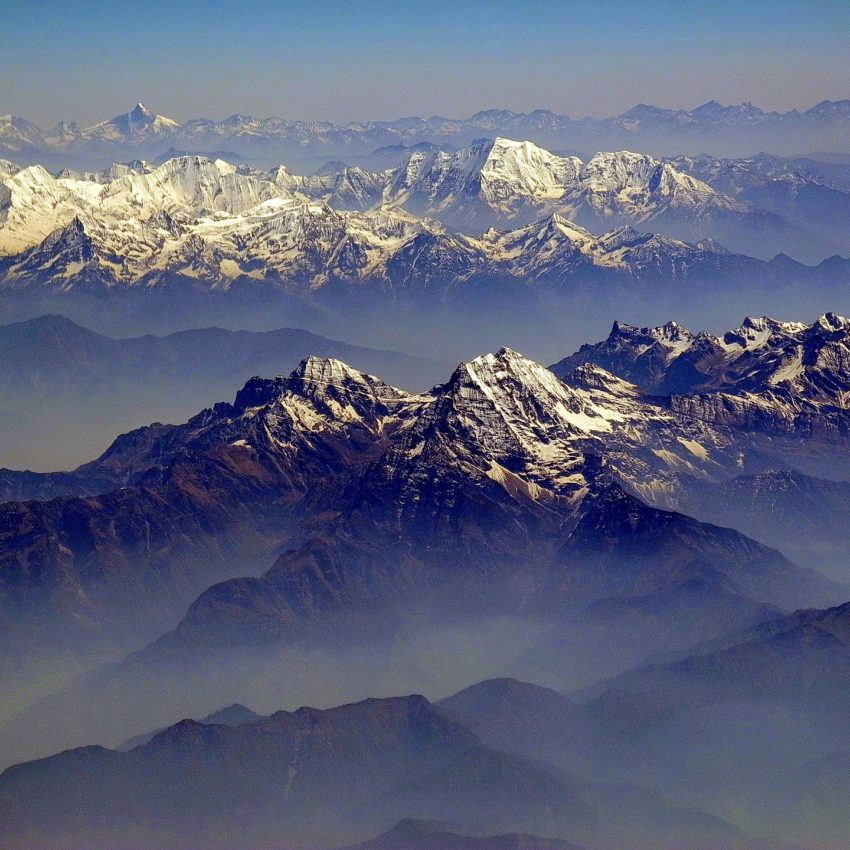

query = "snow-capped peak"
[440, 346, 628, 451]
[557, 313, 850, 415]
[281, 356, 416, 427]
[479, 137, 582, 202]
[570, 150, 740, 221]
[814, 312, 850, 332]
[224, 358, 423, 453]
[80, 103, 181, 142]
[387, 345, 738, 508]
[723, 315, 809, 349]
[382, 137, 582, 228]
[131, 103, 154, 120]
[289, 355, 402, 399]
[609, 319, 695, 349]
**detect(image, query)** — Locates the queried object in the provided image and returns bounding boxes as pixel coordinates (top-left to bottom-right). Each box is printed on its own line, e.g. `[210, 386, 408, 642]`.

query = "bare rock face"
[1, 344, 840, 700]
[554, 312, 850, 441]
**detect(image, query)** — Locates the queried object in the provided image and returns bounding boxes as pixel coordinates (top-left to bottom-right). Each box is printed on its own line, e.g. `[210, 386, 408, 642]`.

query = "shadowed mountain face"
[676, 469, 850, 581]
[0, 345, 845, 768]
[0, 693, 779, 850]
[0, 322, 848, 847]
[572, 604, 850, 849]
[549, 313, 850, 573]
[551, 313, 850, 415]
[0, 355, 433, 716]
[116, 702, 262, 751]
[587, 600, 850, 707]
[342, 818, 583, 850]
[666, 152, 850, 259]
[0, 696, 478, 850]
[438, 644, 850, 850]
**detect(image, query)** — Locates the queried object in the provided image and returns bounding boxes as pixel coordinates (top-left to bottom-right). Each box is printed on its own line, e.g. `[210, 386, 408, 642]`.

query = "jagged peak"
[228, 359, 411, 429]
[461, 345, 552, 380]
[814, 312, 850, 332]
[561, 362, 641, 396]
[286, 356, 410, 407]
[733, 315, 809, 340]
[231, 375, 288, 414]
[608, 318, 694, 346]
[693, 99, 726, 111]
[488, 136, 546, 152]
[130, 102, 154, 120]
[543, 211, 592, 236]
[291, 355, 378, 386]
[31, 215, 95, 256]
[585, 149, 659, 166]
[547, 210, 571, 226]
[609, 319, 638, 338]
[0, 159, 20, 178]
[152, 153, 226, 173]
[449, 347, 604, 411]
[58, 215, 87, 236]
[594, 224, 646, 248]
[7, 162, 55, 185]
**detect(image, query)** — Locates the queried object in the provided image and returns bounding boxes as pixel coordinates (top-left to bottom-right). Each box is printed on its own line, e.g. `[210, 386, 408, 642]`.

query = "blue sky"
[2, 0, 849, 125]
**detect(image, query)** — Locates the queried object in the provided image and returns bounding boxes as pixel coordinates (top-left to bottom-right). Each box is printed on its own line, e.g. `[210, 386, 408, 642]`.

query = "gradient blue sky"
[3, 0, 849, 126]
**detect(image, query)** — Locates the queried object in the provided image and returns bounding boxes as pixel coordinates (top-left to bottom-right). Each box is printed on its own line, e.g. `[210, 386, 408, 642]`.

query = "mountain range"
[0, 691, 782, 850]
[550, 314, 850, 574]
[551, 313, 850, 470]
[4, 99, 850, 169]
[2, 311, 850, 848]
[2, 320, 849, 766]
[1, 141, 848, 311]
[0, 313, 445, 470]
[6, 649, 850, 848]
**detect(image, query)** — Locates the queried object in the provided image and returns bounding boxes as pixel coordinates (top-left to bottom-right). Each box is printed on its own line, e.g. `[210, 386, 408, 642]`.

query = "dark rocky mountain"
[117, 702, 261, 751]
[589, 600, 850, 707]
[437, 679, 580, 763]
[434, 661, 850, 850]
[549, 314, 850, 574]
[342, 818, 583, 850]
[0, 355, 433, 718]
[0, 350, 843, 766]
[676, 469, 850, 581]
[0, 313, 445, 470]
[552, 313, 850, 456]
[0, 693, 778, 850]
[552, 312, 850, 399]
[0, 695, 477, 850]
[568, 602, 850, 850]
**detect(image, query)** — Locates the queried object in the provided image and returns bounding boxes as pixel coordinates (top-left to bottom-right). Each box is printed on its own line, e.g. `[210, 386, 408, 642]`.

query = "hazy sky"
[3, 0, 849, 126]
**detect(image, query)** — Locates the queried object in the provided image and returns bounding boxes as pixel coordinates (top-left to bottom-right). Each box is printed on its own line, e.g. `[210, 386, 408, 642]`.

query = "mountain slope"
[3, 149, 840, 296]
[674, 469, 850, 581]
[8, 98, 850, 167]
[0, 346, 844, 766]
[342, 818, 583, 850]
[552, 313, 850, 460]
[0, 693, 778, 850]
[0, 313, 445, 472]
